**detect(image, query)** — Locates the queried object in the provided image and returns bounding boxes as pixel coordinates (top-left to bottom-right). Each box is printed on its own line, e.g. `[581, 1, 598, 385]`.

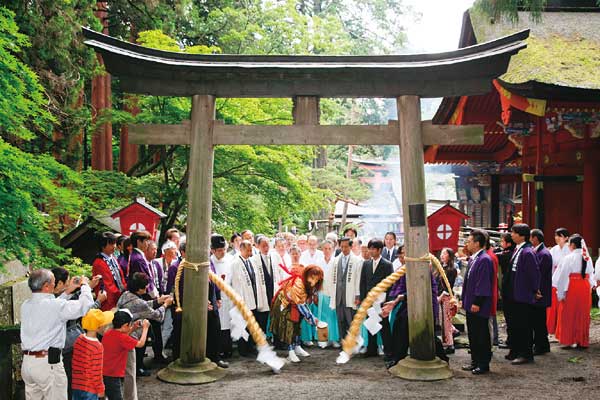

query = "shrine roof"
[469, 8, 600, 95]
[82, 27, 528, 98]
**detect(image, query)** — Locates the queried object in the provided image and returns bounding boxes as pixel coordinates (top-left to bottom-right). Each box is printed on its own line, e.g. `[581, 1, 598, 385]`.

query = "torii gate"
[83, 28, 528, 383]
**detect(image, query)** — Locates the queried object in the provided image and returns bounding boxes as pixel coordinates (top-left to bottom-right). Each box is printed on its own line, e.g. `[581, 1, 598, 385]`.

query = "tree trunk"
[340, 145, 353, 229]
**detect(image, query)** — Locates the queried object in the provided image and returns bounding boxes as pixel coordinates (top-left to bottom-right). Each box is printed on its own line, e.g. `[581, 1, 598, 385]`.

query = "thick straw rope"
[340, 253, 454, 356]
[174, 259, 209, 312]
[173, 259, 268, 348]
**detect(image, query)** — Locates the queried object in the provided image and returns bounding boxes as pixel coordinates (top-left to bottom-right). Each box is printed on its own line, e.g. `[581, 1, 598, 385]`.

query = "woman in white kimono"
[316, 240, 340, 347]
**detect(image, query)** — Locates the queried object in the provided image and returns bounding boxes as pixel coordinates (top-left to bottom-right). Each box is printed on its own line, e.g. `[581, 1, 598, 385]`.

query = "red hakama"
[555, 274, 591, 347]
[546, 287, 559, 334]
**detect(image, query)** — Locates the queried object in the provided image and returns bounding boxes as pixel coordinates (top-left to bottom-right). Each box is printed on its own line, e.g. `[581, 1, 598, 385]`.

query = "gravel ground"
[138, 318, 600, 400]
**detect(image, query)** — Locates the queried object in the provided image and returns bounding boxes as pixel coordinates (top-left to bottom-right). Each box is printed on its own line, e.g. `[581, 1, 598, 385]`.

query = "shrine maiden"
[547, 228, 571, 334]
[553, 235, 595, 348]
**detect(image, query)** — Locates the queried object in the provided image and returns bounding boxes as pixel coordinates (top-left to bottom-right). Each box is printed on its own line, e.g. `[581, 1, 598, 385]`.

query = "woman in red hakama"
[554, 235, 595, 348]
[547, 228, 571, 334]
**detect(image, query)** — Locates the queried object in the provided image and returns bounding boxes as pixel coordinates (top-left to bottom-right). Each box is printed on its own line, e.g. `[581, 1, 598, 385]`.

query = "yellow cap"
[82, 309, 114, 331]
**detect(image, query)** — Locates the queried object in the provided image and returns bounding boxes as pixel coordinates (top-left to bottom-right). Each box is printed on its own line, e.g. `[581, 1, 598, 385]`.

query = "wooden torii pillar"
[129, 96, 483, 382]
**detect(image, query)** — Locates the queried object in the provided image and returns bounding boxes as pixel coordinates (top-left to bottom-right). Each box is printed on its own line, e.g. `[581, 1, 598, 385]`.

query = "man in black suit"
[382, 231, 399, 262]
[360, 238, 394, 358]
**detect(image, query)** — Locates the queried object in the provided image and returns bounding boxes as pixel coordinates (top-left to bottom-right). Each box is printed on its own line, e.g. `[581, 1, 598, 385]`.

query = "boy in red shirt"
[102, 310, 150, 400]
[72, 309, 114, 400]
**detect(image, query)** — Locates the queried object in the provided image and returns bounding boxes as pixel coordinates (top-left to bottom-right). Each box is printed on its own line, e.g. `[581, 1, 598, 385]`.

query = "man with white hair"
[21, 269, 99, 400]
[300, 235, 325, 266]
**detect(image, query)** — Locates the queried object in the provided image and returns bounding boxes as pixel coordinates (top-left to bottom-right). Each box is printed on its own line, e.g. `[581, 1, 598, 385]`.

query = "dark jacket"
[462, 250, 494, 318]
[382, 246, 398, 263]
[360, 257, 394, 301]
[509, 243, 541, 305]
[534, 244, 553, 308]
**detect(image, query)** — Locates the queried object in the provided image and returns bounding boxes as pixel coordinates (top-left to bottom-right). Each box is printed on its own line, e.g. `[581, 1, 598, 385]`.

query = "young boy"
[102, 310, 150, 400]
[72, 308, 114, 400]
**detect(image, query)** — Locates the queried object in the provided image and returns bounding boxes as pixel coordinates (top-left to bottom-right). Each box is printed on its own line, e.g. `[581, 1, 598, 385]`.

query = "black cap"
[211, 234, 226, 249]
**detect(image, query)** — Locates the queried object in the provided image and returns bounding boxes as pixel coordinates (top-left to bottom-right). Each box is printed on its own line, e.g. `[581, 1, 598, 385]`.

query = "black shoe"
[461, 363, 477, 371]
[153, 355, 169, 364]
[511, 357, 532, 365]
[504, 352, 516, 361]
[533, 348, 550, 356]
[364, 351, 378, 358]
[445, 346, 455, 355]
[216, 360, 229, 368]
[136, 368, 151, 377]
[472, 367, 489, 375]
[385, 360, 398, 369]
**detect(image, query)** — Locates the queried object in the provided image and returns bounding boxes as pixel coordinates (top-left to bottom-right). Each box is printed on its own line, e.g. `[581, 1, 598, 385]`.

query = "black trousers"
[391, 313, 409, 363]
[206, 310, 222, 362]
[503, 299, 515, 348]
[150, 319, 163, 359]
[63, 350, 73, 400]
[367, 318, 391, 356]
[220, 329, 233, 357]
[532, 306, 550, 353]
[466, 312, 492, 369]
[239, 310, 269, 355]
[511, 302, 534, 360]
[103, 376, 123, 400]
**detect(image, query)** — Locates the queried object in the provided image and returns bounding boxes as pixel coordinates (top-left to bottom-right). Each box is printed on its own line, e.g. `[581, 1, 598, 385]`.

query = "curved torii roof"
[82, 27, 528, 98]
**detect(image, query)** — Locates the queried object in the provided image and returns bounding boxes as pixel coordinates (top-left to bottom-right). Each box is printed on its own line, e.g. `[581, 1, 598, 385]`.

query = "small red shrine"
[428, 4, 600, 255]
[111, 197, 166, 240]
[428, 202, 469, 252]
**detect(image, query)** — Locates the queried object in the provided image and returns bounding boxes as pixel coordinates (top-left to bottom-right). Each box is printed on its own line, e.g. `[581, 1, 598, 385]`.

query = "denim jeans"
[73, 389, 99, 400]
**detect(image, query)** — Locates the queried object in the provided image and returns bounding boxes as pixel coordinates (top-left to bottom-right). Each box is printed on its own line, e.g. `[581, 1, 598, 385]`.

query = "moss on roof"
[469, 8, 600, 89]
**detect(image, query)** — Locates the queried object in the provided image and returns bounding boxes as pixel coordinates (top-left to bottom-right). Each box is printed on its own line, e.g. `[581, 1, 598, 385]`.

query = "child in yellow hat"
[72, 309, 114, 400]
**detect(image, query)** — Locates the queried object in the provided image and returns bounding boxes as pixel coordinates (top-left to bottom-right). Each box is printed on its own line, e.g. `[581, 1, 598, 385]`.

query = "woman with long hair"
[436, 248, 459, 352]
[269, 264, 324, 363]
[553, 234, 595, 348]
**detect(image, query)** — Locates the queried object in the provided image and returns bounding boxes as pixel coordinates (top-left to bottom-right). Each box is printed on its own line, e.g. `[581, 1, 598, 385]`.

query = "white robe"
[325, 253, 363, 310]
[250, 252, 286, 302]
[300, 249, 325, 267]
[211, 253, 234, 330]
[553, 249, 595, 301]
[267, 251, 291, 286]
[231, 255, 270, 312]
[550, 244, 570, 273]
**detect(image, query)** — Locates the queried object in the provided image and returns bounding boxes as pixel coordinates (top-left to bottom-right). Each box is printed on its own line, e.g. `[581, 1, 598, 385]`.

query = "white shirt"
[21, 285, 94, 351]
[211, 253, 234, 330]
[511, 242, 526, 272]
[392, 258, 403, 272]
[300, 249, 324, 266]
[553, 249, 595, 301]
[372, 256, 382, 273]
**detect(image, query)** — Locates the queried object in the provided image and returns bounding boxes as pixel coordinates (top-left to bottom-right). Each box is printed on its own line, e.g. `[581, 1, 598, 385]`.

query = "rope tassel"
[337, 253, 454, 364]
[174, 259, 285, 373]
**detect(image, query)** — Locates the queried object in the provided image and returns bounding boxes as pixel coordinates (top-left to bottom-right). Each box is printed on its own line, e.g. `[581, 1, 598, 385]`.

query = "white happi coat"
[211, 253, 234, 330]
[250, 252, 284, 301]
[325, 253, 363, 310]
[300, 249, 325, 267]
[231, 255, 270, 312]
[267, 251, 291, 286]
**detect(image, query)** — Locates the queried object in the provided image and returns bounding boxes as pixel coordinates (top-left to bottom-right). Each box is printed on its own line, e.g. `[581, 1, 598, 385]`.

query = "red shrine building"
[429, 3, 600, 256]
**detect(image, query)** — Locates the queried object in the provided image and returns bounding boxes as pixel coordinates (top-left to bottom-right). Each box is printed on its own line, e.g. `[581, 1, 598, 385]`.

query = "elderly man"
[21, 269, 99, 400]
[300, 235, 325, 266]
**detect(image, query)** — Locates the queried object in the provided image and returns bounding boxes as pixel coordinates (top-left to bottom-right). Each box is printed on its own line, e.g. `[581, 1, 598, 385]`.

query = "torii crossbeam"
[83, 27, 528, 383]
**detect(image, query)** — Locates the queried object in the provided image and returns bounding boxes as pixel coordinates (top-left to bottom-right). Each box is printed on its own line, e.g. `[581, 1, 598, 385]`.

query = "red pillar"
[91, 1, 112, 170]
[91, 53, 106, 170]
[119, 95, 140, 173]
[583, 126, 600, 257]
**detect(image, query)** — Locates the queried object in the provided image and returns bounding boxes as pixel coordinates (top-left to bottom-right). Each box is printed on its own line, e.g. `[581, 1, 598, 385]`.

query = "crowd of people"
[19, 224, 600, 399]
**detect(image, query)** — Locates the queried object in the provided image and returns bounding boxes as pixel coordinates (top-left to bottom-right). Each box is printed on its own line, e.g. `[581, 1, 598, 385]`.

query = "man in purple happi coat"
[461, 229, 494, 375]
[531, 228, 552, 355]
[507, 223, 541, 365]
